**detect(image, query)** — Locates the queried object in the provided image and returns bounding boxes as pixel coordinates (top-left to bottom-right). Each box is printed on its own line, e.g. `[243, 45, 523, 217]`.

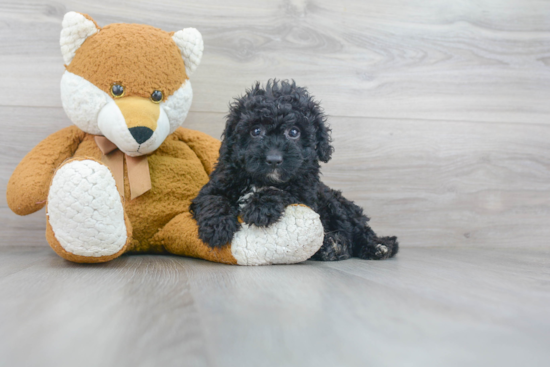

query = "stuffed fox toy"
[6, 12, 324, 265]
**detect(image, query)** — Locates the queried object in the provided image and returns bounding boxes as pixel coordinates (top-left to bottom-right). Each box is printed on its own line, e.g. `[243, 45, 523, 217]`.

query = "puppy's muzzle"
[266, 150, 283, 167]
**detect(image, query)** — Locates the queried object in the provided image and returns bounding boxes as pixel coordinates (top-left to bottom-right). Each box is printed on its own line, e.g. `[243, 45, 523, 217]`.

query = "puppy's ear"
[219, 121, 234, 164]
[314, 115, 334, 163]
[219, 101, 241, 164]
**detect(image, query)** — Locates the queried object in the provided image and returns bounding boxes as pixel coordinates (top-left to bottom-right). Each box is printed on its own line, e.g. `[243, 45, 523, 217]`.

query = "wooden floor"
[0, 246, 549, 367]
[1, 1, 550, 366]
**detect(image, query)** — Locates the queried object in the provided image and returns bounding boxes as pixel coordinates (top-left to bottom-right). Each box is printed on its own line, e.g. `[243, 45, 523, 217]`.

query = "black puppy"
[191, 80, 398, 261]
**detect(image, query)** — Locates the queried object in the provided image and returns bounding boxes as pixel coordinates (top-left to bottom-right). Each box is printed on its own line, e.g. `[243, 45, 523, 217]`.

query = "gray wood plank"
[0, 0, 549, 124]
[0, 245, 48, 278]
[0, 246, 548, 367]
[0, 247, 210, 367]
[323, 116, 550, 248]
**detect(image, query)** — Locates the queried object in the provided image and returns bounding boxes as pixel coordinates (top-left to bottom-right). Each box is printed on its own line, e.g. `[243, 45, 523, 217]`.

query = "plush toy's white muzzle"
[60, 71, 193, 156]
[97, 99, 170, 157]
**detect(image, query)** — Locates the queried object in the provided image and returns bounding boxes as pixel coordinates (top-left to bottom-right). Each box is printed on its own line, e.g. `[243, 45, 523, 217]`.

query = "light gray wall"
[1, 0, 549, 248]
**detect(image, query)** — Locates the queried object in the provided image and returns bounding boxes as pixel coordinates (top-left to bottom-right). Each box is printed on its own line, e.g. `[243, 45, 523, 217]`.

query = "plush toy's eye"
[151, 90, 163, 103]
[111, 84, 124, 98]
[286, 127, 300, 139]
[250, 126, 264, 138]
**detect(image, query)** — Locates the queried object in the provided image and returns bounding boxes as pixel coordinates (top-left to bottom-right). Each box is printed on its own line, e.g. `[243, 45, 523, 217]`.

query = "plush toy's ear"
[172, 28, 204, 77]
[60, 12, 99, 65]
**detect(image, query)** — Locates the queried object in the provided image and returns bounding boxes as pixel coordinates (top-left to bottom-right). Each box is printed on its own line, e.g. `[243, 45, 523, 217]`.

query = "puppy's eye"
[286, 127, 300, 139]
[111, 84, 124, 98]
[151, 90, 163, 103]
[250, 126, 264, 138]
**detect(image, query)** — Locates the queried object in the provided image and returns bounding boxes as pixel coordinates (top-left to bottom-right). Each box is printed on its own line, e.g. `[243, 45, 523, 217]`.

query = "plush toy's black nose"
[266, 154, 283, 166]
[129, 126, 154, 144]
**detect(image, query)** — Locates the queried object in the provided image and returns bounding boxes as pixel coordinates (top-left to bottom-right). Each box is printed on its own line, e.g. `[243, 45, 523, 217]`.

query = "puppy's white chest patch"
[237, 185, 283, 210]
[237, 185, 257, 210]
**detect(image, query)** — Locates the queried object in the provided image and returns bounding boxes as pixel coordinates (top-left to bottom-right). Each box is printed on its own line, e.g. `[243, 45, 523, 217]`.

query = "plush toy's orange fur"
[67, 23, 187, 101]
[8, 126, 238, 264]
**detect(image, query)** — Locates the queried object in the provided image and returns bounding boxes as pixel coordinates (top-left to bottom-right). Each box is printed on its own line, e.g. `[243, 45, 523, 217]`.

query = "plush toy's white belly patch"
[47, 160, 127, 257]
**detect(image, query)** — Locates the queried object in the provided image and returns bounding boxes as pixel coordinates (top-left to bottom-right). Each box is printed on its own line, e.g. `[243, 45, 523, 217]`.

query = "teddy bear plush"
[6, 12, 324, 265]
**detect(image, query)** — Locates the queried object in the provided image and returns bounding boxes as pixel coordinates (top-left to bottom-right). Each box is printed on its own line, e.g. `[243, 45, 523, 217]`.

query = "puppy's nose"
[129, 126, 154, 144]
[266, 154, 283, 166]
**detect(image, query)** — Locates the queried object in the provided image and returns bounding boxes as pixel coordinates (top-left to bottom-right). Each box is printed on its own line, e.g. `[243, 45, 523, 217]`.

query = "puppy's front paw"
[240, 189, 288, 227]
[197, 214, 240, 248]
[241, 201, 284, 227]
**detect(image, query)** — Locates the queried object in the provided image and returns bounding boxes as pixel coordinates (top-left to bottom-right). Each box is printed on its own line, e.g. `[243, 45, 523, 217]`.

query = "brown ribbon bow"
[94, 136, 152, 200]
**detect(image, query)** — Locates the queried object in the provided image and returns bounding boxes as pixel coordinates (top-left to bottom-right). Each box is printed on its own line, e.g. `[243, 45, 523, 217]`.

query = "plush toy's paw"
[309, 232, 353, 261]
[47, 159, 129, 262]
[239, 189, 286, 227]
[356, 236, 399, 260]
[197, 213, 240, 248]
[231, 204, 324, 265]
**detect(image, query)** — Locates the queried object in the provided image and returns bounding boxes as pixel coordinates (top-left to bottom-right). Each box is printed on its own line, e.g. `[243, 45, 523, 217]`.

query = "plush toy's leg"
[46, 158, 131, 263]
[150, 212, 238, 264]
[152, 204, 324, 265]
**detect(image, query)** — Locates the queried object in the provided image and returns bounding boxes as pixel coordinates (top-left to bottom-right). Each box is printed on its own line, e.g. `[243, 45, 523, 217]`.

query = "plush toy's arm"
[6, 126, 86, 216]
[173, 127, 221, 175]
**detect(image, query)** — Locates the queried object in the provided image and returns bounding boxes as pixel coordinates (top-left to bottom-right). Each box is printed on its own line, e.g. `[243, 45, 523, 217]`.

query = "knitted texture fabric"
[171, 28, 204, 77]
[60, 12, 99, 65]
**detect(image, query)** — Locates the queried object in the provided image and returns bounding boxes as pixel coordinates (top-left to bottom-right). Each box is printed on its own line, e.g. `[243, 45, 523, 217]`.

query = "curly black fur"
[190, 80, 398, 261]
